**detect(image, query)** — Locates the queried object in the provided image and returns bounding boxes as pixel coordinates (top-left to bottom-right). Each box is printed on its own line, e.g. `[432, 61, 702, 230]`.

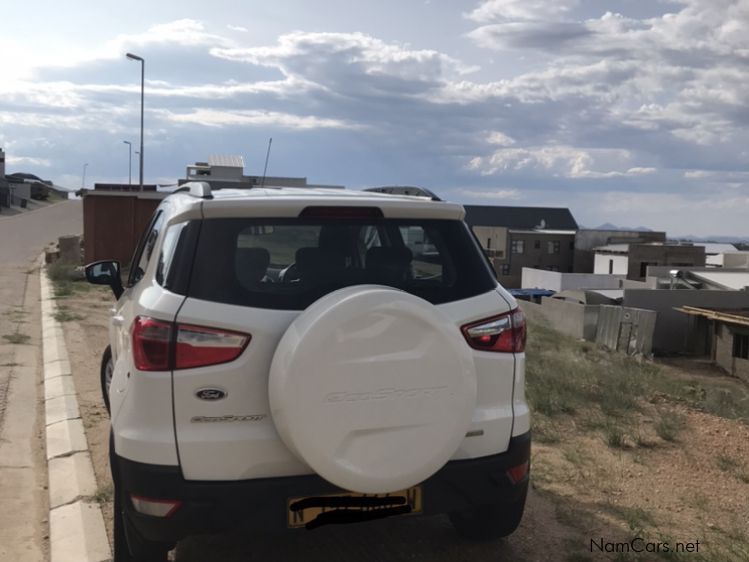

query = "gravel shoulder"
[0, 265, 49, 562]
[59, 279, 749, 561]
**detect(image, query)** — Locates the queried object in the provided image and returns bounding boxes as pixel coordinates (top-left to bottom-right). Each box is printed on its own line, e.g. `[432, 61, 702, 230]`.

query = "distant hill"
[675, 234, 749, 244]
[588, 223, 654, 232]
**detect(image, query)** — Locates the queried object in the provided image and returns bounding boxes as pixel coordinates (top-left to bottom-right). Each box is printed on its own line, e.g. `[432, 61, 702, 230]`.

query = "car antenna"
[260, 137, 272, 189]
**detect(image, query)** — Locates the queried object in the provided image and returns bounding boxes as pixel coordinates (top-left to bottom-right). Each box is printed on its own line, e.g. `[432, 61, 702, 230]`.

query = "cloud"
[227, 25, 249, 33]
[455, 187, 521, 200]
[6, 155, 51, 167]
[159, 108, 359, 130]
[457, 0, 749, 191]
[468, 21, 590, 50]
[510, 186, 749, 237]
[467, 145, 657, 179]
[211, 31, 478, 98]
[2, 8, 749, 235]
[108, 19, 233, 54]
[465, 0, 580, 23]
[487, 131, 516, 146]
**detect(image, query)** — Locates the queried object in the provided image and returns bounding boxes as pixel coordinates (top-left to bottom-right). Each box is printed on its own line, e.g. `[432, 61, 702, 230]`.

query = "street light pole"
[126, 52, 145, 191]
[123, 140, 132, 185]
[81, 163, 88, 189]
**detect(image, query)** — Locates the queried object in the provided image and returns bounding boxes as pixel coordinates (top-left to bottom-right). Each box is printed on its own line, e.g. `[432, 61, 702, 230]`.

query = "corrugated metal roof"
[208, 154, 245, 168]
[463, 205, 578, 230]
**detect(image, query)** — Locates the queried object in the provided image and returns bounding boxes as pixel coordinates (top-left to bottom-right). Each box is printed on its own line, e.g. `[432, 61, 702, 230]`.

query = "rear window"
[188, 218, 497, 310]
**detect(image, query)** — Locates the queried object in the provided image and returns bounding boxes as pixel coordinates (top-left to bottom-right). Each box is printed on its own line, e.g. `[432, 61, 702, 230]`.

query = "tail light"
[175, 324, 250, 369]
[132, 316, 250, 371]
[461, 308, 526, 353]
[132, 317, 172, 371]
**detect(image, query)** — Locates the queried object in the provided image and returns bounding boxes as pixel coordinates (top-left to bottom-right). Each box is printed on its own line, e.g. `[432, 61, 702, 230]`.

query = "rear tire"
[101, 346, 113, 414]
[448, 483, 528, 541]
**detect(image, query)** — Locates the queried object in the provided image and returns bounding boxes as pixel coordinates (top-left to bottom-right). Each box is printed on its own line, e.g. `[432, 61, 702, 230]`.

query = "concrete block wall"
[520, 297, 599, 340]
[8, 182, 31, 206]
[736, 356, 749, 383]
[715, 323, 733, 373]
[521, 299, 655, 355]
[723, 253, 749, 269]
[521, 267, 625, 292]
[715, 323, 749, 383]
[628, 244, 706, 281]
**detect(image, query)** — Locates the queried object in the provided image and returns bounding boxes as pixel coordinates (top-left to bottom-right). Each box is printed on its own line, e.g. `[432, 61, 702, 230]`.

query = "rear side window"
[188, 218, 497, 310]
[128, 211, 164, 286]
[155, 222, 189, 287]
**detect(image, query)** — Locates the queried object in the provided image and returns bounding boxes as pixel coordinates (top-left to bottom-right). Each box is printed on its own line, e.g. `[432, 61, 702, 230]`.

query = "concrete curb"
[40, 263, 112, 562]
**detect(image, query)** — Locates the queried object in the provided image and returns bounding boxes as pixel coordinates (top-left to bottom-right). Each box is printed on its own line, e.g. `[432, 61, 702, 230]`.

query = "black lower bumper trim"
[114, 432, 531, 543]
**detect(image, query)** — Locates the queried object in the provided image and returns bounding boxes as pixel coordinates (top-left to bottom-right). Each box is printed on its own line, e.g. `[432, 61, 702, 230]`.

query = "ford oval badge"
[195, 387, 227, 401]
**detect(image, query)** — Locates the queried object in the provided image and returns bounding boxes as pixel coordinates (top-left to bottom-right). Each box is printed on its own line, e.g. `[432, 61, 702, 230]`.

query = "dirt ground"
[61, 284, 749, 561]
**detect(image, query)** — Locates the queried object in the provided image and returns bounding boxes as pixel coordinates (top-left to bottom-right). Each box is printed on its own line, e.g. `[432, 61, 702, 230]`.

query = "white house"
[593, 244, 629, 275]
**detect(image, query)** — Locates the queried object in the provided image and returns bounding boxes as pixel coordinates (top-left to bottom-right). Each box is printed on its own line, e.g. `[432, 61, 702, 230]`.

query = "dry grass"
[526, 320, 749, 450]
[525, 317, 749, 561]
[2, 333, 30, 345]
[47, 260, 90, 298]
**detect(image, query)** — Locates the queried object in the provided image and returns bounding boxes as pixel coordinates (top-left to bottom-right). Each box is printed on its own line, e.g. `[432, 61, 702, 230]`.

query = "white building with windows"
[182, 154, 344, 190]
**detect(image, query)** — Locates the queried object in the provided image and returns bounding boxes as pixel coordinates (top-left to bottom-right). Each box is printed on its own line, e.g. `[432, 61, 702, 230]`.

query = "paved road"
[0, 200, 82, 562]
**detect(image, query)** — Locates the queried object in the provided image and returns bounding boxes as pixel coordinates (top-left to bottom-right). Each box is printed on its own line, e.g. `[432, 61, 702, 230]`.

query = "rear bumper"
[114, 432, 530, 543]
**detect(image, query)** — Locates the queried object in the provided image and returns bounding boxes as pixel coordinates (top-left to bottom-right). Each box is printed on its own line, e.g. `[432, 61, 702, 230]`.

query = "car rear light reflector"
[130, 495, 182, 518]
[175, 324, 251, 369]
[506, 461, 530, 485]
[461, 308, 526, 353]
[132, 316, 172, 371]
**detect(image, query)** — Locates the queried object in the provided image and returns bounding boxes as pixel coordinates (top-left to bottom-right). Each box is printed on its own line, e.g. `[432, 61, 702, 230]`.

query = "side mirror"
[85, 260, 124, 299]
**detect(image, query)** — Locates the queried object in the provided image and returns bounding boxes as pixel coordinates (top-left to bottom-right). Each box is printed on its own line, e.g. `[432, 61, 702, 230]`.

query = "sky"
[1, 0, 748, 237]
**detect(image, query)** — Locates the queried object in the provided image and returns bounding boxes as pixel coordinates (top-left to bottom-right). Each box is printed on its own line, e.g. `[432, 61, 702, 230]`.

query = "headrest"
[235, 247, 270, 286]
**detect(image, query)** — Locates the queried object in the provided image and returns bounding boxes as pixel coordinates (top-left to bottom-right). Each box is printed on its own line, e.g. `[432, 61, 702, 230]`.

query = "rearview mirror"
[85, 260, 123, 299]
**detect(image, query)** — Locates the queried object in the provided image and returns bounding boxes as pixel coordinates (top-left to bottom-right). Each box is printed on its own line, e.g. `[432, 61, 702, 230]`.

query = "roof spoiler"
[363, 186, 442, 201]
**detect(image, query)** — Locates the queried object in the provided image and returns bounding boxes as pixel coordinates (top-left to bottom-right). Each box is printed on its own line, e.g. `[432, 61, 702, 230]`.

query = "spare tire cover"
[269, 285, 477, 493]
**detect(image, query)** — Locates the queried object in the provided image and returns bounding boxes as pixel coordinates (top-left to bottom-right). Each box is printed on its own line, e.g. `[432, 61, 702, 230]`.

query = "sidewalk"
[40, 263, 111, 562]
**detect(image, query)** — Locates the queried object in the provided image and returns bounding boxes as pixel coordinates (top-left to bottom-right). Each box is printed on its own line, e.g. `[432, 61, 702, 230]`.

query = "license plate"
[287, 486, 423, 528]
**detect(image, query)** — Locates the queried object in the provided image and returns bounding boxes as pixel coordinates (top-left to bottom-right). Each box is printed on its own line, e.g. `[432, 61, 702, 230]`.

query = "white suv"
[85, 183, 531, 562]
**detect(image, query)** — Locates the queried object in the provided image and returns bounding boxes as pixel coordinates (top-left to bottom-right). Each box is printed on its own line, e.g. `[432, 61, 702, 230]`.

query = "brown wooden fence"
[83, 190, 165, 265]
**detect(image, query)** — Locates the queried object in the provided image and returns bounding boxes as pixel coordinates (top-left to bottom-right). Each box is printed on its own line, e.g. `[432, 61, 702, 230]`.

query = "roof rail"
[363, 186, 442, 201]
[175, 181, 213, 199]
